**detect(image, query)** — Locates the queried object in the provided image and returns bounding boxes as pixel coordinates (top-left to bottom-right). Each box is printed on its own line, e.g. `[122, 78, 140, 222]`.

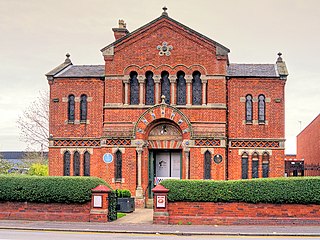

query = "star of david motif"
[157, 42, 173, 56]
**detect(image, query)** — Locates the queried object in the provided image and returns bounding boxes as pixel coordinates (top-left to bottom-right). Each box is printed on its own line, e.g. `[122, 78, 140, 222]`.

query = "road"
[1, 230, 320, 240]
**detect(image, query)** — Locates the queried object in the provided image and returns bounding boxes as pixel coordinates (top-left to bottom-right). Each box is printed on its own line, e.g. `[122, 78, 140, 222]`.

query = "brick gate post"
[90, 185, 111, 222]
[152, 184, 169, 224]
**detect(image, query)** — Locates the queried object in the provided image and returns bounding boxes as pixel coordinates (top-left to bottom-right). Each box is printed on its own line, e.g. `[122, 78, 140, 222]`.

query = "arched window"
[80, 94, 87, 121]
[130, 71, 139, 105]
[161, 71, 170, 104]
[145, 71, 155, 105]
[68, 94, 75, 121]
[204, 150, 211, 179]
[252, 152, 259, 178]
[63, 151, 70, 176]
[258, 94, 266, 123]
[262, 152, 269, 178]
[241, 152, 249, 179]
[245, 94, 253, 123]
[83, 151, 90, 176]
[115, 150, 122, 180]
[73, 151, 80, 176]
[176, 71, 186, 105]
[192, 71, 202, 105]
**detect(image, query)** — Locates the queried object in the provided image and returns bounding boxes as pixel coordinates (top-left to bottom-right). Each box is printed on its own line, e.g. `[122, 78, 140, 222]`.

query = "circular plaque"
[103, 153, 113, 163]
[214, 154, 223, 164]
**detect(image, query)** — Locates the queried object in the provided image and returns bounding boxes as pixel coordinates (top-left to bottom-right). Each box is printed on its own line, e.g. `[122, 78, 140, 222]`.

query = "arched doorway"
[146, 120, 183, 199]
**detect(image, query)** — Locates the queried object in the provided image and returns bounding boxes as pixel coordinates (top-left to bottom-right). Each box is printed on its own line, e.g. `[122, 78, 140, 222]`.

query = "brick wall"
[0, 201, 91, 222]
[158, 201, 320, 225]
[297, 114, 320, 176]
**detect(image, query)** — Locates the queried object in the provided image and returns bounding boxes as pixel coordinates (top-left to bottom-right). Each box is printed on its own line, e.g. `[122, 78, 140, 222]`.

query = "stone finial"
[277, 52, 283, 62]
[161, 95, 166, 104]
[64, 53, 71, 64]
[162, 6, 168, 16]
[118, 19, 126, 29]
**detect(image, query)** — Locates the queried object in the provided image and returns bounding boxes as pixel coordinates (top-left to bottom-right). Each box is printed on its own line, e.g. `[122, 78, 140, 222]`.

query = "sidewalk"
[1, 219, 320, 236]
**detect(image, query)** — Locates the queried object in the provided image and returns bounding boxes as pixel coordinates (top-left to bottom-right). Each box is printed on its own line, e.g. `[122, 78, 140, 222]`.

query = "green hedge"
[116, 189, 131, 198]
[161, 177, 320, 204]
[0, 175, 110, 203]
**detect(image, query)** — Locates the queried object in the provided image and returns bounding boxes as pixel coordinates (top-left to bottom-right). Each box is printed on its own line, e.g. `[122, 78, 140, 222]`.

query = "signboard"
[103, 153, 113, 163]
[93, 195, 102, 208]
[156, 195, 166, 208]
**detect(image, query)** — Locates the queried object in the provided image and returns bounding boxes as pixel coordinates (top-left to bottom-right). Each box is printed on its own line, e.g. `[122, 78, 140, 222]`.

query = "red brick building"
[46, 9, 288, 206]
[297, 114, 320, 176]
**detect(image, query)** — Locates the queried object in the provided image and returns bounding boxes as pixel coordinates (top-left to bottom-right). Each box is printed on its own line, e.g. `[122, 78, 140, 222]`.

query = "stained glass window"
[262, 152, 269, 178]
[68, 95, 75, 121]
[204, 150, 212, 179]
[80, 94, 87, 121]
[246, 94, 253, 123]
[258, 94, 266, 123]
[83, 151, 90, 176]
[145, 71, 155, 105]
[63, 151, 70, 176]
[252, 152, 259, 178]
[192, 71, 202, 105]
[115, 150, 122, 180]
[130, 71, 139, 105]
[161, 71, 170, 104]
[241, 153, 248, 179]
[73, 151, 80, 176]
[176, 71, 186, 105]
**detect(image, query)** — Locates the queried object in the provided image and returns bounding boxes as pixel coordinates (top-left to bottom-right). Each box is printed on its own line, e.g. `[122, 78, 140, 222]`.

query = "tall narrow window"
[130, 71, 139, 105]
[145, 71, 155, 105]
[73, 151, 80, 176]
[252, 152, 259, 178]
[245, 94, 253, 123]
[192, 71, 202, 105]
[204, 150, 211, 179]
[63, 151, 70, 176]
[161, 71, 170, 104]
[258, 94, 266, 123]
[80, 94, 87, 121]
[68, 94, 75, 121]
[176, 71, 186, 105]
[241, 153, 249, 179]
[83, 151, 90, 176]
[262, 152, 269, 178]
[115, 150, 122, 180]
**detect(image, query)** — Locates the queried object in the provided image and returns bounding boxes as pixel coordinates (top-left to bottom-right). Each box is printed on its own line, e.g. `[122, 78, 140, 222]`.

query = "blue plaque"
[103, 153, 113, 163]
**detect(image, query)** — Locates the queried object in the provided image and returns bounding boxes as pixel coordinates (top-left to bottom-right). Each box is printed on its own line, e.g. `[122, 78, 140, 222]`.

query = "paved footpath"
[1, 219, 320, 237]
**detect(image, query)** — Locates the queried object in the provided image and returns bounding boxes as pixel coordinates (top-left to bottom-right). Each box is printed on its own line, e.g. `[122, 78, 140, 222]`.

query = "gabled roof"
[101, 13, 230, 54]
[55, 65, 105, 78]
[227, 64, 279, 77]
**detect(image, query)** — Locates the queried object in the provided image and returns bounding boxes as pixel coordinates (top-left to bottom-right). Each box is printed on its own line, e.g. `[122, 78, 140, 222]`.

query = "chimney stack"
[112, 20, 129, 40]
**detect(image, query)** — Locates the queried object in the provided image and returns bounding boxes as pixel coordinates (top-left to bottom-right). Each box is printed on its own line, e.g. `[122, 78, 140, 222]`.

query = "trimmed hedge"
[161, 177, 320, 204]
[0, 175, 110, 203]
[116, 189, 131, 198]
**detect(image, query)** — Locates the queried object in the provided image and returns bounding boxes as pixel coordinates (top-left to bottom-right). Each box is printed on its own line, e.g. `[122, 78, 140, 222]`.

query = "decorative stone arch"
[133, 102, 193, 141]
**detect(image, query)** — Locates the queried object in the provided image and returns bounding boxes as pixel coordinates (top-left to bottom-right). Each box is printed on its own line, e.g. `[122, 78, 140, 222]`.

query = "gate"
[108, 191, 117, 221]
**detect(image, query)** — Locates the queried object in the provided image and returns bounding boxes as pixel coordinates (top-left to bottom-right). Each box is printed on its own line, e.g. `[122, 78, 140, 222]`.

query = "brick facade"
[297, 114, 320, 176]
[46, 9, 288, 206]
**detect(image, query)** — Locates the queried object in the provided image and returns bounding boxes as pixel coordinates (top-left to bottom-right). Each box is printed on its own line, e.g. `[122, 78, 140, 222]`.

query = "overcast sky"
[0, 0, 319, 153]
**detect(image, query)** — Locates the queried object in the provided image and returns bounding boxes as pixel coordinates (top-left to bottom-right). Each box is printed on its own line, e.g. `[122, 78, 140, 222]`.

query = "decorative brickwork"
[53, 139, 100, 147]
[104, 138, 131, 146]
[230, 140, 280, 148]
[195, 139, 221, 147]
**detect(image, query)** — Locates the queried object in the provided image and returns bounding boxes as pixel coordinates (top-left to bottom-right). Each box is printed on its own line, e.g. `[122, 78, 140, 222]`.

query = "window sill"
[68, 120, 75, 124]
[115, 178, 123, 183]
[245, 122, 253, 125]
[258, 122, 266, 125]
[80, 120, 88, 124]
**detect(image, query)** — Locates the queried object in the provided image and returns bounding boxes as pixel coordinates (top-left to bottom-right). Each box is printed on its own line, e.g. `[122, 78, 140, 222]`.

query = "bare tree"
[17, 90, 49, 151]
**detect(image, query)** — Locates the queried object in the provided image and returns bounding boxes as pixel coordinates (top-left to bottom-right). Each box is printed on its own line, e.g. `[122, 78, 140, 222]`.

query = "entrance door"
[148, 150, 181, 198]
